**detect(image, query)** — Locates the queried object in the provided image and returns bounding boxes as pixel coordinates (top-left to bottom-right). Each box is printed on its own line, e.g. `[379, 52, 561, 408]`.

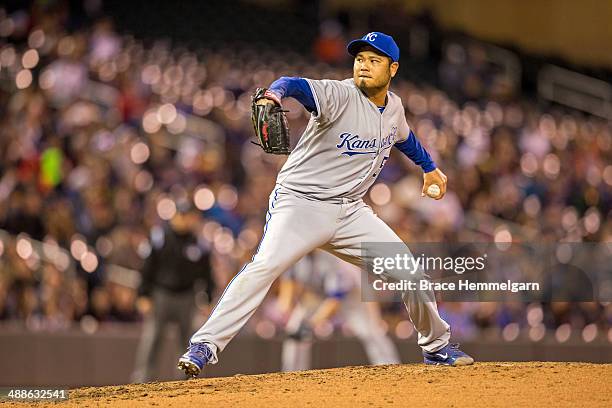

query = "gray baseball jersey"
[277, 78, 411, 201]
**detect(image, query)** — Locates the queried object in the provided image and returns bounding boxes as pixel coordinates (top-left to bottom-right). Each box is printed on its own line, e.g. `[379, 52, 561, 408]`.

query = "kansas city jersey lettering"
[337, 128, 397, 156]
[387, 125, 398, 144]
[337, 133, 377, 156]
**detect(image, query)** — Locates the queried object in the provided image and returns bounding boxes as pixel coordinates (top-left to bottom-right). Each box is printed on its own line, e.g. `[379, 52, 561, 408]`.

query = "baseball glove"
[286, 321, 314, 341]
[251, 87, 291, 155]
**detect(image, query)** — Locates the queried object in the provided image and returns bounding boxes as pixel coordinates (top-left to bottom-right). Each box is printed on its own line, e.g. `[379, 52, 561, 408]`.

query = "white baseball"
[426, 184, 441, 198]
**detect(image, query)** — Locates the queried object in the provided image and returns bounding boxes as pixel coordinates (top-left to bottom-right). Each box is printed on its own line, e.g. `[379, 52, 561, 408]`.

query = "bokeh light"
[0, 46, 16, 66]
[167, 113, 187, 134]
[502, 323, 520, 341]
[603, 165, 612, 186]
[555, 323, 571, 343]
[134, 170, 154, 192]
[130, 142, 150, 164]
[156, 197, 177, 220]
[156, 103, 177, 124]
[526, 304, 543, 327]
[21, 49, 39, 69]
[194, 186, 215, 211]
[80, 251, 99, 273]
[395, 320, 415, 339]
[543, 153, 561, 179]
[15, 69, 32, 89]
[16, 237, 33, 260]
[217, 185, 238, 210]
[39, 69, 55, 90]
[255, 320, 276, 339]
[582, 324, 598, 343]
[528, 324, 546, 342]
[370, 183, 392, 206]
[520, 152, 538, 176]
[142, 109, 162, 134]
[583, 208, 601, 235]
[70, 236, 87, 260]
[494, 227, 512, 250]
[28, 29, 45, 49]
[213, 228, 235, 254]
[523, 195, 541, 217]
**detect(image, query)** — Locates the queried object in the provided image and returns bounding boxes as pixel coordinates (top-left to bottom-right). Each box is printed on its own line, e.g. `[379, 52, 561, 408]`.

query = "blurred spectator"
[3, 186, 46, 240]
[131, 208, 215, 382]
[313, 20, 347, 65]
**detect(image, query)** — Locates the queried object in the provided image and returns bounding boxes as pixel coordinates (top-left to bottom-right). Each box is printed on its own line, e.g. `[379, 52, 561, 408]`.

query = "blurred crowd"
[0, 4, 610, 344]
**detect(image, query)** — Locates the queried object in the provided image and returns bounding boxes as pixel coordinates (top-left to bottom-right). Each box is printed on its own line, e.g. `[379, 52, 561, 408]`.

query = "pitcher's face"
[353, 47, 398, 93]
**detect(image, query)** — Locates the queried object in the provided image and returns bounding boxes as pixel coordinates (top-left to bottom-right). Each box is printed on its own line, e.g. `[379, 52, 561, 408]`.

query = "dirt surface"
[7, 362, 611, 407]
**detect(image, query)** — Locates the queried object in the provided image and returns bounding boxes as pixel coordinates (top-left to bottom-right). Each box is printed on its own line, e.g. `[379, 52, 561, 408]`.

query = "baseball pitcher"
[179, 32, 474, 377]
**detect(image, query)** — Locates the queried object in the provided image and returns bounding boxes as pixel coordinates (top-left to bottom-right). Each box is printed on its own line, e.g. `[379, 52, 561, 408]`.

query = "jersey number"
[372, 156, 389, 178]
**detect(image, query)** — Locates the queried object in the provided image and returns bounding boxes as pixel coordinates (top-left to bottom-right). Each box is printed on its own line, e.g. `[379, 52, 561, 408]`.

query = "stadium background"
[0, 0, 610, 387]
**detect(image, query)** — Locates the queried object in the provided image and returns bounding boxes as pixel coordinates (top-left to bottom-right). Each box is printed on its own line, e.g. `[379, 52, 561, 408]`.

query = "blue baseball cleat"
[177, 342, 214, 378]
[423, 343, 474, 366]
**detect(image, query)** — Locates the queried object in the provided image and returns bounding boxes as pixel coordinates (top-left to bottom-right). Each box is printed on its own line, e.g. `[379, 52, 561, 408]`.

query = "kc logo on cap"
[364, 32, 378, 42]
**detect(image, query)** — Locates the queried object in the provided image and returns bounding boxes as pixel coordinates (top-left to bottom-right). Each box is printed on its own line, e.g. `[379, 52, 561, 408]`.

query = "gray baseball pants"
[191, 185, 450, 363]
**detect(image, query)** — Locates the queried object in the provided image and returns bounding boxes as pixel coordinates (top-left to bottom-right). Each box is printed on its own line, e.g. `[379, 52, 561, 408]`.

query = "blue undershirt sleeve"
[394, 130, 436, 172]
[268, 77, 317, 114]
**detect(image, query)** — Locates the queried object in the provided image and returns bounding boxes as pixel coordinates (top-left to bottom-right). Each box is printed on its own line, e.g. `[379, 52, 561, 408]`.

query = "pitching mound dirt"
[13, 362, 612, 407]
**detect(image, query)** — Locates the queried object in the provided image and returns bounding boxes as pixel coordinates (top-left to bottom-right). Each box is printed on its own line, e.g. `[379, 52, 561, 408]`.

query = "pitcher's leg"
[189, 192, 334, 362]
[327, 203, 450, 353]
[402, 291, 450, 353]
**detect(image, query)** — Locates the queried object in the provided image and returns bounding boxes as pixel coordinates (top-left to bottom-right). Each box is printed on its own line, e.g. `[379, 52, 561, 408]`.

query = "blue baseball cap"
[347, 32, 400, 62]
